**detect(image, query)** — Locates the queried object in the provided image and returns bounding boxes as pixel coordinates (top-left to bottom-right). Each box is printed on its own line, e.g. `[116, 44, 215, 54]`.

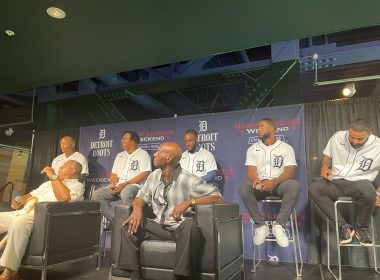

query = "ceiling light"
[5, 127, 14, 136]
[46, 7, 66, 19]
[342, 83, 356, 97]
[5, 30, 15, 36]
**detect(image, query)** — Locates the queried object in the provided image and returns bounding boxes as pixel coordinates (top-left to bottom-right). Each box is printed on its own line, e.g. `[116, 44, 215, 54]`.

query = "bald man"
[112, 142, 223, 280]
[0, 160, 85, 280]
[52, 136, 88, 177]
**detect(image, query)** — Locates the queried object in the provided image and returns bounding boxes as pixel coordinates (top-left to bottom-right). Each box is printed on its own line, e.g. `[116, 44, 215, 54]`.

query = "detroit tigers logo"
[129, 160, 139, 171]
[357, 156, 373, 172]
[273, 155, 283, 168]
[99, 129, 106, 140]
[198, 120, 208, 132]
[196, 161, 205, 172]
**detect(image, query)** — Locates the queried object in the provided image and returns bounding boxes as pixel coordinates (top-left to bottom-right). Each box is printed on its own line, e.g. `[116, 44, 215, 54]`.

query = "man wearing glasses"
[92, 130, 151, 224]
[309, 118, 380, 246]
[113, 142, 223, 280]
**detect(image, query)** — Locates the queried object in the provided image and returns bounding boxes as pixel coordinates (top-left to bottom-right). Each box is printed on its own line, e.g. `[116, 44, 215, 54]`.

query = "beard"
[350, 142, 365, 149]
[259, 132, 270, 142]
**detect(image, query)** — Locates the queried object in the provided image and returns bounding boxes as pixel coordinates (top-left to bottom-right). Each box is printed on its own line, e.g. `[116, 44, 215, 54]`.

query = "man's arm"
[261, 165, 296, 192]
[41, 166, 72, 201]
[320, 154, 332, 179]
[111, 171, 150, 193]
[122, 197, 146, 233]
[247, 165, 261, 187]
[109, 172, 118, 186]
[172, 195, 224, 222]
[201, 170, 217, 183]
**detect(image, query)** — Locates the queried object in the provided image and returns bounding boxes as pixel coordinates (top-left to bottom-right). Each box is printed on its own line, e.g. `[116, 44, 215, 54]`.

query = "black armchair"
[0, 201, 102, 280]
[110, 203, 244, 280]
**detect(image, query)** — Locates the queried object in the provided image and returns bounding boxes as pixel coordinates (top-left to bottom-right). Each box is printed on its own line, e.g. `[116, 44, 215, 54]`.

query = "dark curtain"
[27, 128, 80, 192]
[305, 96, 380, 266]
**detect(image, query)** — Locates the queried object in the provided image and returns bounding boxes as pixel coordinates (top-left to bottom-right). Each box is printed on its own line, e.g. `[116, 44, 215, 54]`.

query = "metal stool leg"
[251, 219, 261, 273]
[292, 208, 303, 277]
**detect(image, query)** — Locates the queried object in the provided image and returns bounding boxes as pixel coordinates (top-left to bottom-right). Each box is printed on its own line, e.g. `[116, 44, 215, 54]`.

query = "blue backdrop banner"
[79, 104, 307, 262]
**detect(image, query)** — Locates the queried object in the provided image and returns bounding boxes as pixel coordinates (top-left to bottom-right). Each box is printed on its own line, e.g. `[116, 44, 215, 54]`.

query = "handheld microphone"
[327, 175, 334, 181]
[255, 184, 262, 190]
[14, 196, 22, 203]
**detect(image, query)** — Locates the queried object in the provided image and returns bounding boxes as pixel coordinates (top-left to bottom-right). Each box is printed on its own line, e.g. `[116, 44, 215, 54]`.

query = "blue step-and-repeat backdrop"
[79, 104, 307, 262]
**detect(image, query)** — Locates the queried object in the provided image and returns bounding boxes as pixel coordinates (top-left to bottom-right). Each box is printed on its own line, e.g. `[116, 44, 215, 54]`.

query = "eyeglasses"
[152, 183, 171, 207]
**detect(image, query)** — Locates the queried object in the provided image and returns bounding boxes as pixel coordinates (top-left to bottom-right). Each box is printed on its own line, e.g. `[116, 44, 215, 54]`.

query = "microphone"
[327, 175, 334, 181]
[14, 196, 22, 203]
[255, 184, 262, 191]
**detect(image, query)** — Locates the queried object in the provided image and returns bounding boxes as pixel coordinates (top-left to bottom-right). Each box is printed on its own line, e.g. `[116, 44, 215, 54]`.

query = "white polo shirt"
[30, 179, 84, 202]
[180, 146, 217, 178]
[111, 148, 152, 185]
[245, 140, 297, 180]
[52, 152, 89, 175]
[324, 130, 380, 181]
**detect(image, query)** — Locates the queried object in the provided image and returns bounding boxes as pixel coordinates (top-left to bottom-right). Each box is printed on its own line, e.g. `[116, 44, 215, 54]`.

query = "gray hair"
[349, 118, 371, 133]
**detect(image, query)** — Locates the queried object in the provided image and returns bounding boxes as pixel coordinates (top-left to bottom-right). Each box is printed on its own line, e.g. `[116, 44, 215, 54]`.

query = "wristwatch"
[51, 175, 58, 181]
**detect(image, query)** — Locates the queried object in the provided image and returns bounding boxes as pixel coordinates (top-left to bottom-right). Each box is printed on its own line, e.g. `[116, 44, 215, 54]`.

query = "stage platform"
[16, 258, 380, 280]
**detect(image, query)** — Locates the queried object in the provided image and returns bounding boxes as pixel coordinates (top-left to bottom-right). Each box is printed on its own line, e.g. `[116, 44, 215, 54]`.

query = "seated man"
[0, 160, 84, 280]
[112, 142, 223, 280]
[52, 136, 88, 181]
[92, 130, 151, 224]
[309, 118, 380, 246]
[239, 118, 300, 247]
[179, 129, 217, 183]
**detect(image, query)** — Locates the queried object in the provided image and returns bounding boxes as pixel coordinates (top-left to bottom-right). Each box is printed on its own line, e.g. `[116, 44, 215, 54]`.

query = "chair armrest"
[26, 201, 101, 257]
[195, 203, 241, 273]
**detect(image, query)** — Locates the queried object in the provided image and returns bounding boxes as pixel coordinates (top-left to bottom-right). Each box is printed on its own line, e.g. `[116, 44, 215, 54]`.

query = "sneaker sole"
[339, 229, 355, 245]
[355, 232, 373, 247]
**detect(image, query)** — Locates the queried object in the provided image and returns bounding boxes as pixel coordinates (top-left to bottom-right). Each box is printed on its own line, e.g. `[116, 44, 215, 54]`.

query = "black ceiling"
[1, 1, 380, 94]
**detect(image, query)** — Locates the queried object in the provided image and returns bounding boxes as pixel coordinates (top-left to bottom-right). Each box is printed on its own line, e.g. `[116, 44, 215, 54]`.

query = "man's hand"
[109, 183, 126, 194]
[376, 197, 380, 208]
[252, 179, 262, 189]
[172, 200, 191, 222]
[320, 166, 332, 179]
[41, 166, 56, 180]
[261, 179, 277, 192]
[11, 198, 21, 210]
[122, 208, 143, 234]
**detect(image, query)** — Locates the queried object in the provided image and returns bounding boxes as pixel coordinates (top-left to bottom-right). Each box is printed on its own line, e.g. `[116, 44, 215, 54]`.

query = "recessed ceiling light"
[5, 30, 15, 36]
[46, 7, 66, 19]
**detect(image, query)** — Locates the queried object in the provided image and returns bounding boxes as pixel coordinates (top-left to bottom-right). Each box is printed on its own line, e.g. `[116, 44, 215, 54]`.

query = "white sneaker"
[272, 223, 289, 247]
[253, 224, 269, 245]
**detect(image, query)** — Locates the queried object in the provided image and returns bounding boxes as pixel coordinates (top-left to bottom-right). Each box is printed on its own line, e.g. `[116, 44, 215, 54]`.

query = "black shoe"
[339, 225, 355, 244]
[355, 227, 373, 246]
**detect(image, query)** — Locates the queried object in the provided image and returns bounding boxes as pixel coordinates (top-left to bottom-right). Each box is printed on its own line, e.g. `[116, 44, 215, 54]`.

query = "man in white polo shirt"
[92, 131, 151, 223]
[52, 136, 88, 181]
[0, 160, 84, 280]
[239, 118, 300, 248]
[309, 118, 380, 246]
[179, 129, 217, 183]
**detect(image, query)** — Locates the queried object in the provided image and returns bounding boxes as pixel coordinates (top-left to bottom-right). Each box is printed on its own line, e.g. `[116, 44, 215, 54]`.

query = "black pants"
[309, 178, 376, 228]
[114, 218, 201, 277]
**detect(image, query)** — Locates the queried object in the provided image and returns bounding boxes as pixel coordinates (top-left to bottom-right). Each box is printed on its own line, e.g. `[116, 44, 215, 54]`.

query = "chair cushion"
[140, 240, 176, 269]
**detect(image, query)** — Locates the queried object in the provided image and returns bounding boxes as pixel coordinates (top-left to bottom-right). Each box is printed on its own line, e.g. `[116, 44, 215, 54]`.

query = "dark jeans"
[239, 179, 301, 225]
[309, 178, 376, 228]
[113, 218, 201, 277]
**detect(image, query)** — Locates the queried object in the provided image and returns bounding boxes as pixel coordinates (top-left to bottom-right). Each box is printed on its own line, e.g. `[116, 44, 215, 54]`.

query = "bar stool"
[251, 196, 303, 277]
[326, 196, 380, 280]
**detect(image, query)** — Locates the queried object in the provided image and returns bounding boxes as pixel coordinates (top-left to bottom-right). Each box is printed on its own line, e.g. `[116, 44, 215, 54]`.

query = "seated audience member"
[179, 129, 217, 183]
[309, 118, 380, 246]
[0, 160, 84, 280]
[239, 118, 300, 248]
[92, 131, 151, 224]
[113, 142, 223, 280]
[52, 136, 88, 181]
